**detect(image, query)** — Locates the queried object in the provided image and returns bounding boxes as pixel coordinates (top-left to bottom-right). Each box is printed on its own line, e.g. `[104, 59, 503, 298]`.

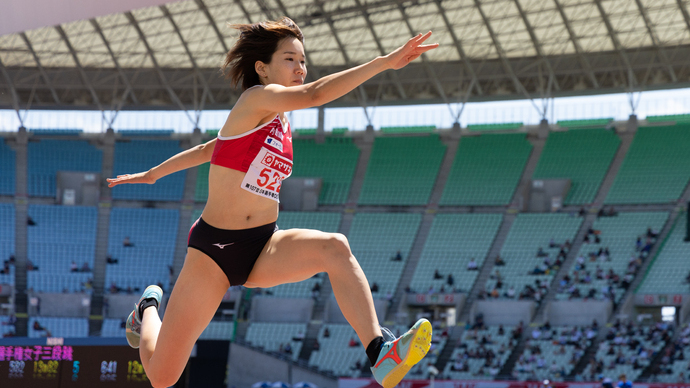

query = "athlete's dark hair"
[222, 17, 304, 90]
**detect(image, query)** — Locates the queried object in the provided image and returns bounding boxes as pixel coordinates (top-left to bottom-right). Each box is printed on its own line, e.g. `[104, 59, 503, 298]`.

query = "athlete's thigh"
[245, 228, 345, 288]
[147, 248, 230, 379]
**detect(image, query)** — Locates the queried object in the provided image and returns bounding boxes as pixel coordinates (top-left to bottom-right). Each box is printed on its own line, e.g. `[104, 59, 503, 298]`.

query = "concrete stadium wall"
[227, 342, 336, 388]
[471, 300, 535, 326]
[546, 300, 612, 326]
[30, 293, 91, 317]
[250, 297, 314, 323]
[325, 297, 388, 324]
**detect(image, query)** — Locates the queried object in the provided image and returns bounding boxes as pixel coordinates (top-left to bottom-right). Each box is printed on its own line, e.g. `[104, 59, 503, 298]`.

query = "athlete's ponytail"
[222, 17, 304, 90]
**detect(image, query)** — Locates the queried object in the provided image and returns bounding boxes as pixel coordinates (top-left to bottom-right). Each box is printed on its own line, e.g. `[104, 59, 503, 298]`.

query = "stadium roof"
[1, 0, 690, 112]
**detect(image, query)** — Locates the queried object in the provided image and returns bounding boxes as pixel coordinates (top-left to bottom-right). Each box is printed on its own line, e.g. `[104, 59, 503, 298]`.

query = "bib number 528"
[257, 168, 282, 192]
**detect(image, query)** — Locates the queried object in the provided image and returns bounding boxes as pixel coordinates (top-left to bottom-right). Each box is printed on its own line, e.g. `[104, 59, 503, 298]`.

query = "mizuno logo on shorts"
[213, 243, 235, 249]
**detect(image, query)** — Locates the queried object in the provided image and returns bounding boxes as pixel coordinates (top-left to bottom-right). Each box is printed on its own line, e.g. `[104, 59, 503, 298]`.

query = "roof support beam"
[512, 0, 560, 91]
[397, 3, 450, 104]
[633, 0, 676, 82]
[432, 0, 483, 95]
[55, 26, 103, 111]
[160, 4, 216, 109]
[125, 12, 194, 124]
[552, 0, 599, 88]
[0, 58, 21, 113]
[312, 0, 374, 112]
[678, 0, 690, 30]
[195, 0, 229, 53]
[473, 0, 530, 98]
[89, 18, 139, 106]
[593, 0, 637, 88]
[353, 0, 407, 99]
[19, 33, 60, 104]
[271, 0, 323, 81]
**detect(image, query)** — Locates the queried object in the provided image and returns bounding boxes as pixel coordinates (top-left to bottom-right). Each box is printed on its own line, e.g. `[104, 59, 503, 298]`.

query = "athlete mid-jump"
[107, 17, 438, 388]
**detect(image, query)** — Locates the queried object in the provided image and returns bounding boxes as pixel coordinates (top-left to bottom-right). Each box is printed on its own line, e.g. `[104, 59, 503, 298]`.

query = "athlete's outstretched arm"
[247, 31, 439, 113]
[106, 138, 216, 187]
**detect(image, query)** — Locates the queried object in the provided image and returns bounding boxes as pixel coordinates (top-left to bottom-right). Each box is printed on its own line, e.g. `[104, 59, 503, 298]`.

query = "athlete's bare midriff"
[201, 164, 280, 230]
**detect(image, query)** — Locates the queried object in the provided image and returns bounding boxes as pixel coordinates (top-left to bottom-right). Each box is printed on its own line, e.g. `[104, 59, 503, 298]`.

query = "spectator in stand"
[70, 261, 78, 272]
[495, 255, 506, 266]
[123, 236, 134, 247]
[467, 258, 478, 271]
[370, 282, 379, 293]
[536, 247, 548, 257]
[433, 269, 443, 279]
[391, 250, 402, 261]
[446, 273, 454, 287]
[617, 374, 632, 388]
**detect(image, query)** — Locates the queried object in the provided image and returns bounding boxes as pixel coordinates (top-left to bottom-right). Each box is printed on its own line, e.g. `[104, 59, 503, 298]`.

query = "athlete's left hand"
[384, 31, 439, 70]
[107, 171, 156, 187]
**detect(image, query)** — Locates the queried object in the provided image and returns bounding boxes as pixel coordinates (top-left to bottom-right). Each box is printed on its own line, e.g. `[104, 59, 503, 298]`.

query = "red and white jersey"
[211, 114, 293, 202]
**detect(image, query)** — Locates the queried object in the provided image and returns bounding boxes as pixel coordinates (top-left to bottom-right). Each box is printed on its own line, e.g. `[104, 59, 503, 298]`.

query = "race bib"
[241, 147, 292, 202]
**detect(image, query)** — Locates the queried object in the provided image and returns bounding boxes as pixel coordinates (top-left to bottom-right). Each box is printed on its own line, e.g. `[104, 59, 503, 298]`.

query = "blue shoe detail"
[125, 285, 163, 349]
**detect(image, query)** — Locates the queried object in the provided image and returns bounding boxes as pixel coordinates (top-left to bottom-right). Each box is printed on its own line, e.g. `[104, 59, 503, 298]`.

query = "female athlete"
[107, 17, 438, 388]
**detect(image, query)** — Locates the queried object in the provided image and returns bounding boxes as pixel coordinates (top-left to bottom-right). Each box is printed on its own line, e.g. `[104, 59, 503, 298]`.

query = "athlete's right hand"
[107, 171, 156, 187]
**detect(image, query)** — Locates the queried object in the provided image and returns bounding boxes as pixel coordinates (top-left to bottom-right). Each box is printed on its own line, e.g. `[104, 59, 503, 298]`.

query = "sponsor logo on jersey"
[269, 126, 284, 140]
[261, 152, 292, 175]
[265, 137, 283, 152]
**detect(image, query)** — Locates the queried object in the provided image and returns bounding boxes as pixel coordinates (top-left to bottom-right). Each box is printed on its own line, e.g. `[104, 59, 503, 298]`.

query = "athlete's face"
[257, 37, 307, 87]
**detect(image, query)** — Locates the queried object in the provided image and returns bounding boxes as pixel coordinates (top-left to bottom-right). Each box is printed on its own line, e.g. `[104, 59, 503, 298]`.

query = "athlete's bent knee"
[322, 233, 356, 270]
[147, 367, 183, 388]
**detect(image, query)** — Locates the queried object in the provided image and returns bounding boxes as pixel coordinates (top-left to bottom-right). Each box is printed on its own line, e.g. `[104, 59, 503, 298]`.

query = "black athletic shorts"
[187, 217, 277, 286]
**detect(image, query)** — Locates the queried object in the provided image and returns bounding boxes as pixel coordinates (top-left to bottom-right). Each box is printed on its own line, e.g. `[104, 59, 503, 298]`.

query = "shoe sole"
[126, 285, 163, 349]
[381, 320, 432, 388]
[125, 309, 140, 349]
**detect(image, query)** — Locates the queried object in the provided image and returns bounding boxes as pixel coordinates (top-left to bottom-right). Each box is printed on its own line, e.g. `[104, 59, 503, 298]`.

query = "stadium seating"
[105, 208, 179, 293]
[557, 118, 614, 128]
[244, 322, 307, 361]
[485, 213, 582, 299]
[292, 138, 360, 205]
[637, 212, 690, 294]
[347, 213, 422, 296]
[111, 140, 186, 201]
[443, 325, 515, 380]
[30, 129, 83, 136]
[556, 212, 668, 304]
[358, 135, 445, 205]
[380, 126, 435, 134]
[263, 212, 341, 298]
[199, 321, 235, 340]
[409, 213, 503, 294]
[606, 125, 690, 204]
[28, 317, 89, 338]
[308, 324, 367, 377]
[194, 162, 210, 203]
[27, 140, 102, 197]
[117, 129, 173, 136]
[653, 323, 690, 382]
[533, 129, 620, 205]
[0, 315, 16, 337]
[646, 114, 690, 124]
[0, 138, 15, 195]
[514, 325, 596, 381]
[101, 318, 126, 338]
[0, 204, 15, 286]
[467, 123, 523, 132]
[583, 322, 672, 382]
[27, 205, 98, 293]
[441, 134, 532, 206]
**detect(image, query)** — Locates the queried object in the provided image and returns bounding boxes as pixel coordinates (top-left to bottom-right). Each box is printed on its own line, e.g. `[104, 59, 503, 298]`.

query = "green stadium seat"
[380, 125, 435, 134]
[605, 125, 690, 204]
[638, 212, 689, 294]
[645, 113, 690, 123]
[441, 134, 532, 206]
[467, 122, 523, 132]
[533, 129, 620, 205]
[292, 138, 359, 205]
[557, 118, 614, 129]
[359, 135, 445, 205]
[410, 213, 503, 294]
